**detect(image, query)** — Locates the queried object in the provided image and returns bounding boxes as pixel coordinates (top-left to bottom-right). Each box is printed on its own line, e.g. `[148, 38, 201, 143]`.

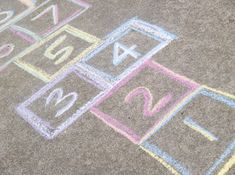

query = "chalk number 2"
[124, 87, 173, 117]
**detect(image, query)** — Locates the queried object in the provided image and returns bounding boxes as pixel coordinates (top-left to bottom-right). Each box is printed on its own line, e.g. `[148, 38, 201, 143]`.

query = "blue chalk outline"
[142, 141, 191, 175]
[141, 87, 235, 175]
[77, 17, 177, 84]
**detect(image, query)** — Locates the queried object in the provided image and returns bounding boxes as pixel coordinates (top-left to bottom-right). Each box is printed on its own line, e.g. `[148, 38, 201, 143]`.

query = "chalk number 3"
[45, 88, 78, 118]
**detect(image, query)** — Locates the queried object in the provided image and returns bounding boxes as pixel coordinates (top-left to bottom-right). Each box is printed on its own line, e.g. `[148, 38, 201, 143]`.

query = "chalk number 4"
[113, 42, 141, 66]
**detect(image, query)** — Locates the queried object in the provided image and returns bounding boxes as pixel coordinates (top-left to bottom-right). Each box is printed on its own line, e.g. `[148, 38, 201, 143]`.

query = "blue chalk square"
[141, 86, 235, 175]
[78, 17, 177, 84]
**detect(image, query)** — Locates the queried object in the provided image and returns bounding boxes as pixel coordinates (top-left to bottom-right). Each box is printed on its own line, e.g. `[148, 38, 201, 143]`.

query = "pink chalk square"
[90, 60, 200, 144]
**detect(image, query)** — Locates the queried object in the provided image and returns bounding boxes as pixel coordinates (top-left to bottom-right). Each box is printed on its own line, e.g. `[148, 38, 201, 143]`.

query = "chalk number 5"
[44, 34, 74, 65]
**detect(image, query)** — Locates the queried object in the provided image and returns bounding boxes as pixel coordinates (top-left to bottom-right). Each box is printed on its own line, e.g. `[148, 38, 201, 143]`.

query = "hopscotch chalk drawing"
[14, 24, 101, 82]
[141, 86, 235, 175]
[14, 17, 177, 140]
[16, 66, 108, 139]
[0, 1, 233, 173]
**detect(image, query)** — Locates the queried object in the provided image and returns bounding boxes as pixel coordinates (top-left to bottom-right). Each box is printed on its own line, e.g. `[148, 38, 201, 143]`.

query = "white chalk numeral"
[31, 4, 59, 25]
[0, 10, 14, 24]
[44, 34, 74, 65]
[45, 88, 78, 118]
[113, 42, 141, 66]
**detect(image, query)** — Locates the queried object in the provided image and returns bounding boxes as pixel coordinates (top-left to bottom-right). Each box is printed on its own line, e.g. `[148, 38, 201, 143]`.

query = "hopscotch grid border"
[73, 66, 112, 90]
[90, 60, 200, 144]
[140, 85, 235, 175]
[14, 24, 101, 82]
[78, 17, 177, 84]
[16, 66, 109, 139]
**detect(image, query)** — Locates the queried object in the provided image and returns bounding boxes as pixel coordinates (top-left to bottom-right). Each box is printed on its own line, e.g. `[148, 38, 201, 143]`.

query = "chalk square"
[14, 24, 101, 82]
[13, 0, 91, 38]
[79, 17, 177, 84]
[90, 60, 199, 144]
[16, 67, 106, 139]
[141, 86, 235, 175]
